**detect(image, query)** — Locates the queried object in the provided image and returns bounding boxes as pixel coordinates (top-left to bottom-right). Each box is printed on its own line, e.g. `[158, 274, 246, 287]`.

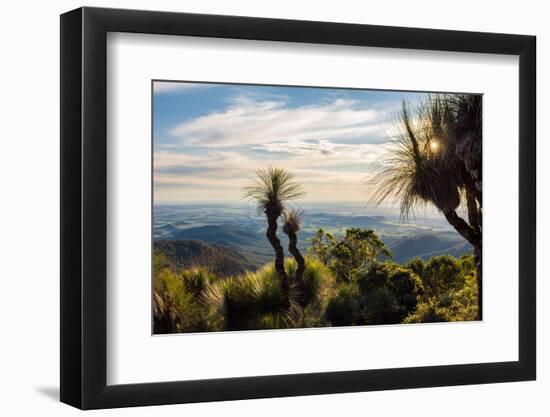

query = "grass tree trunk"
[265, 209, 289, 295]
[442, 209, 480, 247]
[474, 246, 482, 320]
[465, 188, 483, 320]
[442, 208, 482, 320]
[466, 189, 481, 235]
[286, 230, 306, 305]
[287, 231, 305, 284]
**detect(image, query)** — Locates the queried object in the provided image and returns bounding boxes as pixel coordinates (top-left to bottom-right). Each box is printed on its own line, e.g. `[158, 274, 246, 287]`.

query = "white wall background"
[0, 0, 546, 415]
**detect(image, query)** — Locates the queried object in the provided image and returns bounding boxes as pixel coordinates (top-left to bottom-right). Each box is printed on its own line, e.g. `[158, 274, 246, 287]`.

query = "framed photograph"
[60, 6, 536, 409]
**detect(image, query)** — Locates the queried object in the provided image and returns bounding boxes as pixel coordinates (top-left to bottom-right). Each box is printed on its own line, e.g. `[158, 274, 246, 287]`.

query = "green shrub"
[405, 260, 478, 323]
[153, 265, 212, 333]
[206, 262, 302, 331]
[285, 256, 335, 306]
[404, 254, 478, 323]
[153, 250, 478, 332]
[180, 267, 217, 299]
[357, 262, 423, 324]
[422, 255, 464, 298]
[406, 257, 425, 277]
[403, 298, 451, 323]
[325, 285, 362, 326]
[308, 228, 392, 283]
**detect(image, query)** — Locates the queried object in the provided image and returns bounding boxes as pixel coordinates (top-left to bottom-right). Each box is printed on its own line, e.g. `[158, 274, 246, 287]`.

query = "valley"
[154, 203, 473, 271]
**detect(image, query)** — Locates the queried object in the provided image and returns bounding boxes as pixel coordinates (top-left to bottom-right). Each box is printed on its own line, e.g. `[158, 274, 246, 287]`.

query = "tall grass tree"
[243, 168, 305, 295]
[370, 95, 483, 319]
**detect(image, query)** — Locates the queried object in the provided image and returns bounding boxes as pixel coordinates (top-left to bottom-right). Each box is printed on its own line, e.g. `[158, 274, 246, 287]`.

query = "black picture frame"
[60, 6, 536, 410]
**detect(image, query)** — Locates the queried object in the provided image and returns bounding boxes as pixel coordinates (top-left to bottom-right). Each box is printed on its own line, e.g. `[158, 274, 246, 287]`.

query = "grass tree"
[282, 208, 306, 298]
[369, 95, 483, 319]
[243, 168, 305, 294]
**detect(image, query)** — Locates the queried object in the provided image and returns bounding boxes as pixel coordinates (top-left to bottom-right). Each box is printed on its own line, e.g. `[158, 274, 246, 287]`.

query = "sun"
[429, 140, 440, 152]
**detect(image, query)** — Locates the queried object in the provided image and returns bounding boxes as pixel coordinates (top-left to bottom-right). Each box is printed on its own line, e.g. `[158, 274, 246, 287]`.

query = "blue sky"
[153, 81, 428, 204]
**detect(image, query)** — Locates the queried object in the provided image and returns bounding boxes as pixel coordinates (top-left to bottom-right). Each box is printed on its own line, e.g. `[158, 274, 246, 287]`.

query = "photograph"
[1, 1, 541, 413]
[152, 81, 482, 334]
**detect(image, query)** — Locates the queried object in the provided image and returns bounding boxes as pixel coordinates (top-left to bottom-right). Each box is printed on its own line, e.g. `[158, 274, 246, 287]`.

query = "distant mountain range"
[168, 224, 265, 247]
[305, 213, 385, 228]
[154, 239, 259, 276]
[163, 224, 275, 265]
[155, 223, 473, 275]
[389, 234, 472, 263]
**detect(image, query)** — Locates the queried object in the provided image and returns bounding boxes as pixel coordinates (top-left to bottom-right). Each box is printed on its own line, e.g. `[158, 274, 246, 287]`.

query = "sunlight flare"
[429, 140, 440, 152]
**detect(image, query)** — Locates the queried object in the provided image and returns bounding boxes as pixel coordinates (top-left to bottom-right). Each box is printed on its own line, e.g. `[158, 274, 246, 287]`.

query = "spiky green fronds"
[205, 257, 335, 330]
[243, 167, 305, 214]
[153, 266, 214, 333]
[205, 262, 303, 330]
[282, 208, 304, 234]
[285, 256, 335, 306]
[179, 267, 217, 299]
[368, 97, 467, 218]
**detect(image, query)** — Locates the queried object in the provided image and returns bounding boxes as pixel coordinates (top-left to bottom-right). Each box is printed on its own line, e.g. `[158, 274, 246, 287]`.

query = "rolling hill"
[155, 225, 473, 269]
[159, 224, 313, 266]
[170, 224, 264, 247]
[154, 239, 258, 276]
[389, 234, 472, 263]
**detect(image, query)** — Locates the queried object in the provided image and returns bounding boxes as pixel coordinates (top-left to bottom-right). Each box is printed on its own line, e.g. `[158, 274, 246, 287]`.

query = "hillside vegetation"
[153, 227, 478, 334]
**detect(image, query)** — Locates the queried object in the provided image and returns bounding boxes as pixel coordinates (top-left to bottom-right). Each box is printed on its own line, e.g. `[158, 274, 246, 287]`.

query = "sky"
[153, 81, 428, 206]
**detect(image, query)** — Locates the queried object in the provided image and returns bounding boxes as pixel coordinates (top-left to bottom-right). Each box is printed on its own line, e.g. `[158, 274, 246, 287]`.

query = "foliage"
[369, 96, 480, 217]
[325, 285, 362, 326]
[413, 255, 465, 298]
[324, 258, 423, 327]
[402, 299, 451, 323]
[206, 263, 302, 331]
[357, 262, 423, 324]
[406, 257, 425, 277]
[179, 267, 217, 299]
[367, 94, 482, 319]
[285, 257, 335, 307]
[308, 228, 392, 283]
[404, 254, 478, 323]
[242, 167, 306, 286]
[153, 239, 479, 332]
[243, 167, 305, 215]
[307, 228, 336, 265]
[282, 208, 304, 234]
[203, 257, 334, 331]
[153, 256, 214, 333]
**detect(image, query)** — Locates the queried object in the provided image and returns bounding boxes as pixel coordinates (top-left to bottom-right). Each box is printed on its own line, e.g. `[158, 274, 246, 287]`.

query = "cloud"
[169, 95, 396, 148]
[153, 140, 391, 203]
[253, 139, 390, 164]
[154, 93, 407, 202]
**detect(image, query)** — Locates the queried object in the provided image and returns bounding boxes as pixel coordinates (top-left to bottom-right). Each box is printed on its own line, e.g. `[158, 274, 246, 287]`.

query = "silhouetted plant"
[243, 168, 305, 295]
[282, 208, 307, 298]
[369, 95, 482, 318]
